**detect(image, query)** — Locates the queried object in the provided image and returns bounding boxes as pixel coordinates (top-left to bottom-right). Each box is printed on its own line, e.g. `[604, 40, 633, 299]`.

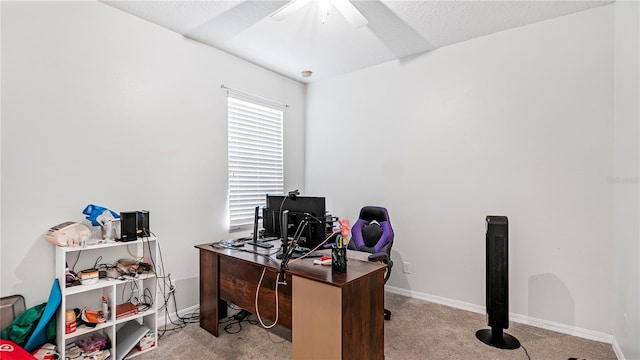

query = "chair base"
[384, 308, 391, 321]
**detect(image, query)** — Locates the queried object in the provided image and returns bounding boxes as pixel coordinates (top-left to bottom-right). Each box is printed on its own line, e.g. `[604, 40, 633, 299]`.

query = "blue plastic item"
[23, 279, 61, 352]
[82, 204, 120, 226]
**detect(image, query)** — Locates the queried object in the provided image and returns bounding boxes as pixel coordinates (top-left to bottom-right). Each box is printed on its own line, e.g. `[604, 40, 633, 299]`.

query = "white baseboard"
[612, 339, 626, 360]
[386, 285, 485, 314]
[509, 312, 613, 344]
[385, 285, 615, 346]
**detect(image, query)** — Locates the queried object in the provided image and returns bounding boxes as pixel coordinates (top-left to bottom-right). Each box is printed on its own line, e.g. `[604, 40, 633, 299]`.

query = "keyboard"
[301, 251, 323, 258]
[276, 247, 323, 259]
[293, 246, 323, 258]
[237, 236, 280, 242]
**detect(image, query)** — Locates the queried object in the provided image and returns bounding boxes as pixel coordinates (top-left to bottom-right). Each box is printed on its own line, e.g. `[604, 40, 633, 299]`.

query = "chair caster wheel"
[384, 309, 391, 321]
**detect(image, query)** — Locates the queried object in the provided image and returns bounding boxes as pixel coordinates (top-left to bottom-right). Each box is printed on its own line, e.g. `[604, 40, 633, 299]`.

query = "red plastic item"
[0, 339, 37, 360]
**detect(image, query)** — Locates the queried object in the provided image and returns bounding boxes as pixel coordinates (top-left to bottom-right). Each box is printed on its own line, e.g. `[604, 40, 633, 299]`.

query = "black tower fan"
[476, 215, 520, 349]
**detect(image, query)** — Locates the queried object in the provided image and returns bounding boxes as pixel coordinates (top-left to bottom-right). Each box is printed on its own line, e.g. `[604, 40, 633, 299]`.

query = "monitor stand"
[250, 205, 274, 249]
[276, 235, 296, 259]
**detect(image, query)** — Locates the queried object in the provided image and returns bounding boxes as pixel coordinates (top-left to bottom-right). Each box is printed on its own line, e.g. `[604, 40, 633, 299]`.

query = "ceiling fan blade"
[331, 0, 368, 28]
[270, 0, 313, 21]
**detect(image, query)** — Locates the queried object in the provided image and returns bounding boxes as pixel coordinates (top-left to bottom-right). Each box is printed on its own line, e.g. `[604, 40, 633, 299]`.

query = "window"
[227, 95, 284, 230]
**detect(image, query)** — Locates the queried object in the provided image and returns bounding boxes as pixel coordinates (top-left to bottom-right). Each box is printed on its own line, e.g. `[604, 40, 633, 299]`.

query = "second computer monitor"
[263, 194, 326, 248]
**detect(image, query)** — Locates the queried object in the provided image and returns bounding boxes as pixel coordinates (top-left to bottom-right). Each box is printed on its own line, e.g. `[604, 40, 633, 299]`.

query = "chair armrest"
[368, 252, 389, 262]
[368, 252, 393, 284]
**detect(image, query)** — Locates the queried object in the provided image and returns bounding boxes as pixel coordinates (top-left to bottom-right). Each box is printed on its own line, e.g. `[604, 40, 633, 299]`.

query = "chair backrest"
[350, 206, 394, 255]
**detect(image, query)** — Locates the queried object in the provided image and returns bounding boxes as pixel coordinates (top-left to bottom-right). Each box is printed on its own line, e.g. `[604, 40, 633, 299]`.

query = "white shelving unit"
[55, 237, 158, 360]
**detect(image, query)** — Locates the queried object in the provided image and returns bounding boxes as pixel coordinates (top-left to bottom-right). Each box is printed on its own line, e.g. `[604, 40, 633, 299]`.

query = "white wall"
[612, 1, 640, 358]
[0, 1, 305, 307]
[306, 5, 614, 335]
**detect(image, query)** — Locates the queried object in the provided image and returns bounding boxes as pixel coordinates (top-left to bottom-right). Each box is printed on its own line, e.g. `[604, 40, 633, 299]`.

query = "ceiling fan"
[270, 0, 368, 28]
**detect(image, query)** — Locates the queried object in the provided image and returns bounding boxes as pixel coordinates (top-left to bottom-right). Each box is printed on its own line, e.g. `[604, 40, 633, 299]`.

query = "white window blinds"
[227, 96, 284, 229]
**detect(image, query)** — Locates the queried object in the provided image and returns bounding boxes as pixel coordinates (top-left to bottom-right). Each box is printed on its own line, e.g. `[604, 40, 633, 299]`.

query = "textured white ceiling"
[102, 0, 612, 83]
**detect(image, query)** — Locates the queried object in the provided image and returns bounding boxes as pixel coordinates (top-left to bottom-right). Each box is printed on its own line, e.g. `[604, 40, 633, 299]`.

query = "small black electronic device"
[137, 210, 150, 237]
[120, 212, 138, 242]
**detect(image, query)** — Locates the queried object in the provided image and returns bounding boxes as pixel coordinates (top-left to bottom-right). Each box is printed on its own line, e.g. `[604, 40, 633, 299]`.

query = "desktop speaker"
[120, 212, 138, 242]
[137, 210, 150, 237]
[476, 215, 520, 350]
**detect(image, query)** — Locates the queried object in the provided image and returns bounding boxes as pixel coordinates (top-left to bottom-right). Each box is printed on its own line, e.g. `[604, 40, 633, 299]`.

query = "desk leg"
[342, 271, 385, 360]
[199, 248, 227, 336]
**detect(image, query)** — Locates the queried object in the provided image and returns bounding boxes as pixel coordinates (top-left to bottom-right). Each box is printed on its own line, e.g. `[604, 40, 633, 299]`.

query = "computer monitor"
[263, 194, 327, 250]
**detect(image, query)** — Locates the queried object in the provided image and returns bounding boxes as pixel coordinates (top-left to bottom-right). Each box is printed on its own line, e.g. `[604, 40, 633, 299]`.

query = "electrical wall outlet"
[403, 262, 410, 274]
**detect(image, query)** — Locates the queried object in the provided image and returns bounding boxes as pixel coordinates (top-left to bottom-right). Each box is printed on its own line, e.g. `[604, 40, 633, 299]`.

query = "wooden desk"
[195, 243, 386, 360]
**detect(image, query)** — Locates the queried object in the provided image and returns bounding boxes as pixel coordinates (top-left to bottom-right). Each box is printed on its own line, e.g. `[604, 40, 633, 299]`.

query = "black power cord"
[220, 306, 258, 334]
[522, 344, 531, 360]
[144, 232, 201, 339]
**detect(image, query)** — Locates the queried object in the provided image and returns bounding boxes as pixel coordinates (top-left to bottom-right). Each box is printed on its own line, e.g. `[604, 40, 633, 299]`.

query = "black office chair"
[348, 206, 394, 320]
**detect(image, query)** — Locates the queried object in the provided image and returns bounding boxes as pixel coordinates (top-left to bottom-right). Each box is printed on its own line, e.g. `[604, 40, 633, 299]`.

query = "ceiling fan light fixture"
[319, 0, 331, 24]
[331, 0, 368, 28]
[270, 0, 367, 28]
[270, 0, 312, 21]
[301, 70, 313, 78]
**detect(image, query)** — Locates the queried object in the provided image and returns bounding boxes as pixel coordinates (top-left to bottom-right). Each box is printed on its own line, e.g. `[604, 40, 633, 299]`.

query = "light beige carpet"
[135, 292, 616, 360]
